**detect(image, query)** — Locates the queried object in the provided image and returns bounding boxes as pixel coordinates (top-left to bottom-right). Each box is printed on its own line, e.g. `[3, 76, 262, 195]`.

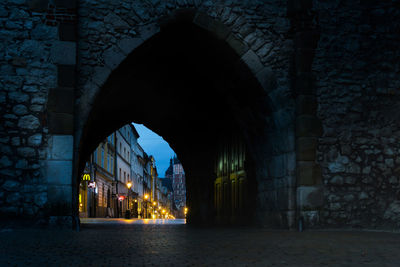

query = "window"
[110, 157, 114, 174]
[120, 143, 122, 153]
[128, 151, 130, 161]
[93, 148, 97, 164]
[107, 153, 110, 172]
[101, 147, 104, 168]
[124, 148, 126, 158]
[119, 168, 121, 180]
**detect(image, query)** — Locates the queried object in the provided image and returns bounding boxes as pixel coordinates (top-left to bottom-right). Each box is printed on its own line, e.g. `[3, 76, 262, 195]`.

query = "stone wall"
[1, 0, 399, 229]
[314, 0, 400, 228]
[0, 0, 77, 224]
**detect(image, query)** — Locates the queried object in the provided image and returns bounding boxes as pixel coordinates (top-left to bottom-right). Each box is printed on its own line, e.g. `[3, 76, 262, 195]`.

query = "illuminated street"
[1, 220, 400, 266]
[81, 218, 186, 225]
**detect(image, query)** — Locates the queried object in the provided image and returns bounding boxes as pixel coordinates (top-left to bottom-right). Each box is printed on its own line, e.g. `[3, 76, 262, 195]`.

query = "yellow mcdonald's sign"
[82, 173, 91, 181]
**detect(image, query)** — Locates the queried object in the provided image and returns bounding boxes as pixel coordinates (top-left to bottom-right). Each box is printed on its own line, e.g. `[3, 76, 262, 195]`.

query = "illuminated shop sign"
[82, 173, 91, 181]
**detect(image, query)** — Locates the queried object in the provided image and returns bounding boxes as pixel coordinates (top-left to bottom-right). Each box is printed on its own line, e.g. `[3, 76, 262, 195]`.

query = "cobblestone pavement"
[1, 219, 399, 266]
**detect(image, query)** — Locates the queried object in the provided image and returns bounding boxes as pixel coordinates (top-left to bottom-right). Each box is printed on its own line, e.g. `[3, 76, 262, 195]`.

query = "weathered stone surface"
[31, 24, 58, 40]
[0, 156, 13, 168]
[28, 134, 42, 147]
[48, 135, 74, 160]
[384, 201, 400, 224]
[241, 50, 263, 74]
[118, 37, 144, 55]
[297, 186, 323, 209]
[2, 180, 21, 191]
[50, 41, 76, 65]
[15, 159, 28, 169]
[329, 175, 343, 185]
[34, 192, 47, 206]
[18, 115, 40, 130]
[13, 104, 28, 115]
[46, 161, 73, 185]
[103, 46, 125, 70]
[17, 147, 36, 158]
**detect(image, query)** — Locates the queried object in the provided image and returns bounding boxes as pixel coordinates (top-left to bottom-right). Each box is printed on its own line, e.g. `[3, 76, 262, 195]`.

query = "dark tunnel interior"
[78, 19, 272, 225]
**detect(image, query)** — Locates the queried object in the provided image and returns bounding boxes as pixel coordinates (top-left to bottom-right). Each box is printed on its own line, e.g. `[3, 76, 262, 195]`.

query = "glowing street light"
[144, 194, 149, 218]
[126, 182, 133, 218]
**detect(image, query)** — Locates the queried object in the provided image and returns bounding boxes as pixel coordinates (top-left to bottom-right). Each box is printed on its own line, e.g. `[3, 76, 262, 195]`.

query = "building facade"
[79, 123, 175, 220]
[79, 132, 116, 218]
[166, 156, 186, 218]
[214, 134, 250, 224]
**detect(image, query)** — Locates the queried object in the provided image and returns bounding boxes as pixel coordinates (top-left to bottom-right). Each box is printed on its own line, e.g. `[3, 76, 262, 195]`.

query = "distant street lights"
[126, 182, 132, 219]
[144, 194, 149, 218]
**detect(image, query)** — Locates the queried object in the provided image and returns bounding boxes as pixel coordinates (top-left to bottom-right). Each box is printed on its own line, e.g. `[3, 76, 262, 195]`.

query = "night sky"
[132, 123, 175, 177]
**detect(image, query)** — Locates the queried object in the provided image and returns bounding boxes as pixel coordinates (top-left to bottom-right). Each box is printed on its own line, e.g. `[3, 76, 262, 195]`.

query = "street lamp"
[144, 194, 149, 218]
[152, 202, 157, 219]
[126, 182, 132, 219]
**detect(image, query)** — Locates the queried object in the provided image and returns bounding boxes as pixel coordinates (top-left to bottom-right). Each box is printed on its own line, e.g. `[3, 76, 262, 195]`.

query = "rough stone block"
[297, 186, 323, 210]
[46, 160, 72, 186]
[297, 137, 317, 161]
[297, 161, 314, 185]
[138, 24, 160, 41]
[50, 41, 76, 65]
[91, 66, 112, 87]
[241, 50, 263, 74]
[271, 108, 295, 130]
[118, 37, 144, 55]
[18, 115, 40, 130]
[48, 87, 74, 114]
[48, 112, 73, 134]
[193, 13, 230, 40]
[296, 115, 322, 137]
[48, 135, 74, 160]
[225, 33, 249, 57]
[103, 47, 125, 70]
[256, 66, 277, 93]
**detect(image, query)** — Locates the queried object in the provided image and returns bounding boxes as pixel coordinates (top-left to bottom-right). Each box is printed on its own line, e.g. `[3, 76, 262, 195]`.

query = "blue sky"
[132, 123, 175, 177]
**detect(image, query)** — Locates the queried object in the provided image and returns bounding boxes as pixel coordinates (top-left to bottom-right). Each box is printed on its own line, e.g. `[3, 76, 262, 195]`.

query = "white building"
[115, 124, 132, 217]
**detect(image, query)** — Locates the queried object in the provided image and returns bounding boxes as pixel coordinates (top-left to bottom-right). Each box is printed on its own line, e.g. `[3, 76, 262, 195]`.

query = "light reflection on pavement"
[81, 218, 186, 225]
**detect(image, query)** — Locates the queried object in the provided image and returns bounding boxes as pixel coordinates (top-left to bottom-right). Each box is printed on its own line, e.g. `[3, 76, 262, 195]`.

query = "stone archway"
[74, 9, 296, 227]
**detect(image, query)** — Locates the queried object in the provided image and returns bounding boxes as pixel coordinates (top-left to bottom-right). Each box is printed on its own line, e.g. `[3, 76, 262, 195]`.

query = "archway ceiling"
[81, 22, 271, 173]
